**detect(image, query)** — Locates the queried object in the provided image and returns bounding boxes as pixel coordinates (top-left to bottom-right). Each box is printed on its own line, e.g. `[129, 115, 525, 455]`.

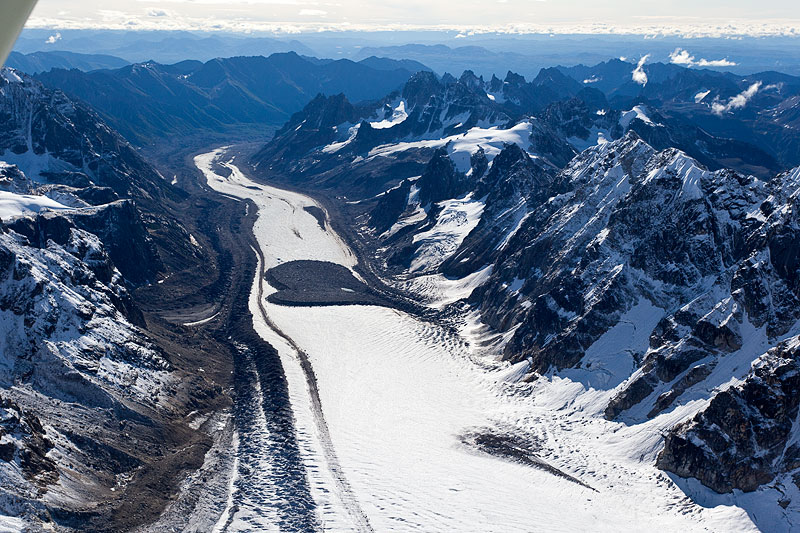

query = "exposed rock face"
[442, 143, 556, 278]
[0, 68, 168, 202]
[0, 220, 182, 530]
[470, 134, 658, 372]
[0, 67, 208, 529]
[0, 395, 58, 489]
[6, 200, 162, 285]
[369, 179, 414, 236]
[256, 93, 360, 163]
[657, 338, 800, 493]
[465, 135, 796, 388]
[0, 162, 34, 193]
[416, 148, 471, 206]
[0, 227, 168, 390]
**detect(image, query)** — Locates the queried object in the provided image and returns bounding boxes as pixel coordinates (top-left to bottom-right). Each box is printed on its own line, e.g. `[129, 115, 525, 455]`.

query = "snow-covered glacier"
[199, 147, 759, 533]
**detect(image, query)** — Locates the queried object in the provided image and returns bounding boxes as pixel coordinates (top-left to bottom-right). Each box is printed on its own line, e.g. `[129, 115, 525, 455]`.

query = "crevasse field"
[197, 148, 760, 532]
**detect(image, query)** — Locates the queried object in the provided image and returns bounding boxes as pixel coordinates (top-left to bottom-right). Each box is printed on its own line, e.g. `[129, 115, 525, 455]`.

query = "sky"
[25, 0, 800, 37]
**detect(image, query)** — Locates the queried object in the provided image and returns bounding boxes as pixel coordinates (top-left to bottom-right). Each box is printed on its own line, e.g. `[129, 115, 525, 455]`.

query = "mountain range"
[30, 52, 799, 176]
[3, 40, 800, 530]
[6, 51, 129, 74]
[0, 67, 234, 530]
[246, 62, 800, 527]
[13, 30, 317, 65]
[35, 53, 424, 145]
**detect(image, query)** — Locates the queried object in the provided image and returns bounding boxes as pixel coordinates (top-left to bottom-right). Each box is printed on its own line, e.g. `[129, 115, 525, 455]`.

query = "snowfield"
[409, 193, 485, 273]
[199, 148, 760, 532]
[367, 121, 536, 173]
[0, 190, 71, 221]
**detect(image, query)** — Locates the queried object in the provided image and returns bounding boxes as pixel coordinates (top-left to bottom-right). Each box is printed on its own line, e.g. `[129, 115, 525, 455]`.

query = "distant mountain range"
[354, 44, 538, 79]
[15, 30, 800, 77]
[6, 50, 129, 74]
[555, 59, 800, 172]
[36, 53, 425, 145]
[14, 30, 318, 64]
[34, 52, 800, 172]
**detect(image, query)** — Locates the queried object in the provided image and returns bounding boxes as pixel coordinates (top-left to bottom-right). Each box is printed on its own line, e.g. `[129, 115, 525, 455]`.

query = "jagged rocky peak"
[0, 67, 169, 202]
[254, 92, 364, 164]
[575, 87, 610, 112]
[541, 91, 617, 142]
[470, 146, 489, 181]
[255, 66, 519, 180]
[504, 70, 526, 87]
[416, 147, 470, 206]
[458, 70, 485, 91]
[402, 70, 443, 109]
[472, 134, 747, 372]
[532, 67, 582, 92]
[488, 74, 504, 93]
[474, 142, 542, 199]
[281, 92, 358, 134]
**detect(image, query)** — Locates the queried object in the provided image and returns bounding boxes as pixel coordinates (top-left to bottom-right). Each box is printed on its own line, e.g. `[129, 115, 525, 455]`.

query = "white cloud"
[45, 32, 61, 44]
[669, 48, 736, 68]
[23, 2, 800, 37]
[711, 82, 761, 115]
[632, 54, 649, 86]
[694, 58, 735, 67]
[298, 9, 327, 16]
[148, 8, 169, 17]
[668, 48, 694, 65]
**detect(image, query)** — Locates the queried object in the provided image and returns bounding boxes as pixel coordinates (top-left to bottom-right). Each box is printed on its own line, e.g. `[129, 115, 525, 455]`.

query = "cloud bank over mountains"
[25, 0, 800, 37]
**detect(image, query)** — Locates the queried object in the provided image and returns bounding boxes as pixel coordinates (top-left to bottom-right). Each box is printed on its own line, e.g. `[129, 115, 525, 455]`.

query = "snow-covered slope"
[204, 148, 760, 533]
[426, 134, 800, 517]
[0, 190, 70, 221]
[0, 66, 202, 530]
[0, 222, 174, 528]
[0, 67, 169, 203]
[253, 94, 800, 527]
